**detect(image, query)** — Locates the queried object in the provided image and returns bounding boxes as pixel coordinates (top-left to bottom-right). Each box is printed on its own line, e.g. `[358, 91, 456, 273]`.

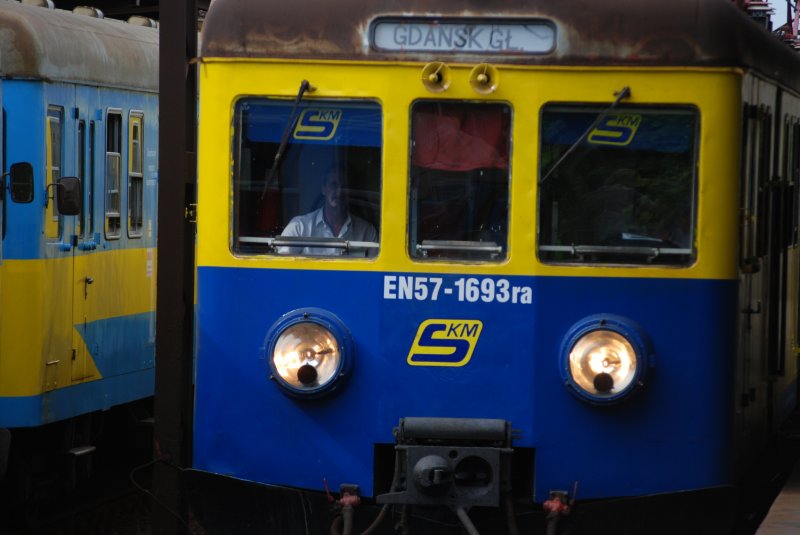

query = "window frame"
[105, 109, 123, 240]
[407, 99, 513, 263]
[536, 103, 700, 267]
[230, 96, 383, 259]
[46, 105, 64, 241]
[127, 111, 144, 238]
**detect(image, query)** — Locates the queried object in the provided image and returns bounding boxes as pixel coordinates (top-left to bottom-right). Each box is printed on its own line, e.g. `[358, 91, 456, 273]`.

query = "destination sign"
[371, 19, 555, 54]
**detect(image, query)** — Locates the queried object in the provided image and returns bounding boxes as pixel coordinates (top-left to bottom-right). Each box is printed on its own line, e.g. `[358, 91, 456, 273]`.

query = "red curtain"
[412, 107, 509, 171]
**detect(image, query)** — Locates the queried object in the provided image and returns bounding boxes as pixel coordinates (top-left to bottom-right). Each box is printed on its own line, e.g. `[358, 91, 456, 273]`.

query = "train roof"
[201, 0, 800, 90]
[0, 1, 158, 91]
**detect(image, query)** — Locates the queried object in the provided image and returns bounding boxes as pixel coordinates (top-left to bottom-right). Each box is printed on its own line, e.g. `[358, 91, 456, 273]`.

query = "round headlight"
[561, 315, 652, 404]
[265, 308, 353, 398]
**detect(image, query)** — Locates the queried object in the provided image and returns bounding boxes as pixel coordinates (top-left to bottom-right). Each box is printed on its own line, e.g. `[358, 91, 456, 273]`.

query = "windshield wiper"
[540, 86, 631, 184]
[259, 79, 314, 201]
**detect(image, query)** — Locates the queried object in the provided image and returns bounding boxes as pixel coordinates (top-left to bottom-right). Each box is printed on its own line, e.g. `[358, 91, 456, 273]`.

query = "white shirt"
[278, 207, 378, 257]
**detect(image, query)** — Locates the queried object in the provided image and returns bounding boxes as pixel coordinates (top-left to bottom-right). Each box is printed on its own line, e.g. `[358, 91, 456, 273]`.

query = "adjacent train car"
[191, 0, 800, 532]
[0, 1, 158, 506]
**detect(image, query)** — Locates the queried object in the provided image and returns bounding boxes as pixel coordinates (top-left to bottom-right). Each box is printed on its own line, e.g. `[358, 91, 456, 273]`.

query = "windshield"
[538, 105, 698, 265]
[409, 101, 511, 261]
[232, 99, 381, 257]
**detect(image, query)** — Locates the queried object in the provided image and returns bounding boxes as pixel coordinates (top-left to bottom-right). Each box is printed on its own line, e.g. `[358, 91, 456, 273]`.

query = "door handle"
[84, 276, 94, 299]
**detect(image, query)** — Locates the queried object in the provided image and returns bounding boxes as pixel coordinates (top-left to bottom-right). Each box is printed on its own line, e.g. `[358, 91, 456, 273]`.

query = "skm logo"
[293, 108, 342, 141]
[587, 114, 642, 146]
[407, 319, 483, 367]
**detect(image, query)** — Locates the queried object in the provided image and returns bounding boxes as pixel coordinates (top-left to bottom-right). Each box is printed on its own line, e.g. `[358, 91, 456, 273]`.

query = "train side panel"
[0, 79, 158, 427]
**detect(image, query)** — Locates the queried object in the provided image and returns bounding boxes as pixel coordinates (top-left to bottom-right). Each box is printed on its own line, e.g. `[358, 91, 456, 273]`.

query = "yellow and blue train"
[191, 0, 800, 532]
[0, 1, 158, 505]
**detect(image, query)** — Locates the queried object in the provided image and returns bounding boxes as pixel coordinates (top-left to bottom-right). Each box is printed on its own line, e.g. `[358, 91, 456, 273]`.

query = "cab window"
[538, 105, 698, 265]
[409, 101, 511, 261]
[233, 99, 381, 258]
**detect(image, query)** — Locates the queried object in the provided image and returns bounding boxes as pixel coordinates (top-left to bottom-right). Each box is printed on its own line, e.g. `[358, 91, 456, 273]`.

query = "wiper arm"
[260, 79, 314, 201]
[540, 86, 631, 184]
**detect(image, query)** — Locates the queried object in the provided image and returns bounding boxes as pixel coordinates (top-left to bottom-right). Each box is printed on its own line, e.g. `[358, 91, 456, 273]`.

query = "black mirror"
[9, 162, 33, 203]
[56, 176, 82, 216]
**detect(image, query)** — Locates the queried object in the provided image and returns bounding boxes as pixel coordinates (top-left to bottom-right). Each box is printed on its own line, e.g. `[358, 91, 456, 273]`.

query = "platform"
[756, 443, 800, 534]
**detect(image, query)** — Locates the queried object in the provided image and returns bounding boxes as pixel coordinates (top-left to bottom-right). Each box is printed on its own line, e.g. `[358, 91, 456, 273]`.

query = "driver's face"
[322, 174, 344, 209]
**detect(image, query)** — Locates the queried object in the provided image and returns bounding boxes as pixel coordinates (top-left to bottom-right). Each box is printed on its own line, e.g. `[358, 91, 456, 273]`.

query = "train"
[0, 0, 158, 514]
[188, 0, 800, 533]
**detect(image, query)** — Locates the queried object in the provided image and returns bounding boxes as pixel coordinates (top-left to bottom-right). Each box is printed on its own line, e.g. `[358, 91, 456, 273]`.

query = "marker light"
[265, 308, 353, 398]
[561, 315, 652, 404]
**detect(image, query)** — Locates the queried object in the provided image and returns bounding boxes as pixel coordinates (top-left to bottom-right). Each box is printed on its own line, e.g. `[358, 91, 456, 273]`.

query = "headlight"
[561, 315, 652, 404]
[265, 308, 353, 398]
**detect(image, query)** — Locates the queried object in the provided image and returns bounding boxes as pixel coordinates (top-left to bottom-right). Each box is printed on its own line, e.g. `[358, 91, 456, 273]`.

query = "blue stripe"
[193, 267, 737, 500]
[79, 312, 156, 378]
[0, 368, 153, 427]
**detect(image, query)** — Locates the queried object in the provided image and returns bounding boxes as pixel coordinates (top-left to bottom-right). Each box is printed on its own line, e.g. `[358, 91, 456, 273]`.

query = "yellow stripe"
[0, 247, 156, 396]
[197, 62, 741, 280]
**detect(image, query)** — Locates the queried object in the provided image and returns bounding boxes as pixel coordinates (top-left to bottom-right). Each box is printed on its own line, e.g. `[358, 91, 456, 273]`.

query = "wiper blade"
[540, 86, 631, 184]
[260, 79, 313, 201]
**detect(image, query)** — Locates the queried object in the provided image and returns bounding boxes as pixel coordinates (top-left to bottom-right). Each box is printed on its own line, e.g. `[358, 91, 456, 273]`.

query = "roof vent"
[21, 0, 55, 8]
[128, 16, 158, 28]
[72, 6, 104, 18]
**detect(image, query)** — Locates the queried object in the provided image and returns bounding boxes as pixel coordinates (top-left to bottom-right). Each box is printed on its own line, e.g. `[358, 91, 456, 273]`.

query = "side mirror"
[9, 162, 34, 203]
[56, 176, 82, 216]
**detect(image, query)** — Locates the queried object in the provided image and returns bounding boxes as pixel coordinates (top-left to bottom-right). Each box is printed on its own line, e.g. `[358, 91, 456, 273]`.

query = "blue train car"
[0, 1, 158, 505]
[190, 0, 800, 532]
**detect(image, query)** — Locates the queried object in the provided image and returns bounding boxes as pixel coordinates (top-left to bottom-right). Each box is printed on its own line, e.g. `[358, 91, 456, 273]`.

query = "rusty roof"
[201, 0, 800, 88]
[0, 1, 158, 91]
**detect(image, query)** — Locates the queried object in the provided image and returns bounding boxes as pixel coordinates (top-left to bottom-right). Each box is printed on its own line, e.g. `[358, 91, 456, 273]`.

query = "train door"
[0, 82, 4, 319]
[43, 102, 73, 392]
[736, 75, 776, 456]
[70, 88, 97, 382]
[1, 81, 4, 281]
[767, 96, 800, 427]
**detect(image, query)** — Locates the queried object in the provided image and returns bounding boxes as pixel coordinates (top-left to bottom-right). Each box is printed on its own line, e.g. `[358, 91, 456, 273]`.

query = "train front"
[192, 1, 742, 532]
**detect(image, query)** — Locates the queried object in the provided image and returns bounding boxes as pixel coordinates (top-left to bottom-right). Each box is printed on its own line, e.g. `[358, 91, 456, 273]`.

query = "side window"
[755, 108, 772, 258]
[105, 111, 122, 239]
[128, 112, 144, 238]
[46, 106, 64, 240]
[87, 121, 96, 238]
[538, 105, 698, 266]
[232, 99, 382, 258]
[788, 121, 800, 353]
[741, 105, 772, 265]
[408, 101, 511, 261]
[78, 120, 86, 237]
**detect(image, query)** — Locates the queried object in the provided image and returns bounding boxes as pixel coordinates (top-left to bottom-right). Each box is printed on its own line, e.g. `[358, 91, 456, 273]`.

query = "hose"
[504, 493, 519, 535]
[455, 507, 480, 535]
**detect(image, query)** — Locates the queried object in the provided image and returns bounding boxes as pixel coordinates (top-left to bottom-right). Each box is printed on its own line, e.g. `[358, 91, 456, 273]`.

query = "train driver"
[278, 165, 377, 256]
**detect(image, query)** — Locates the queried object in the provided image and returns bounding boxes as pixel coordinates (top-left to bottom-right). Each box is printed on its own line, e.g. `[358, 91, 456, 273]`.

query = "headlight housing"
[560, 315, 653, 404]
[264, 308, 353, 399]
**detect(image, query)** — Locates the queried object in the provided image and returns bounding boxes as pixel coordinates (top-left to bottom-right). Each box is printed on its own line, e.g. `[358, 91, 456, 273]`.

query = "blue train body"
[0, 1, 158, 502]
[190, 0, 800, 532]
